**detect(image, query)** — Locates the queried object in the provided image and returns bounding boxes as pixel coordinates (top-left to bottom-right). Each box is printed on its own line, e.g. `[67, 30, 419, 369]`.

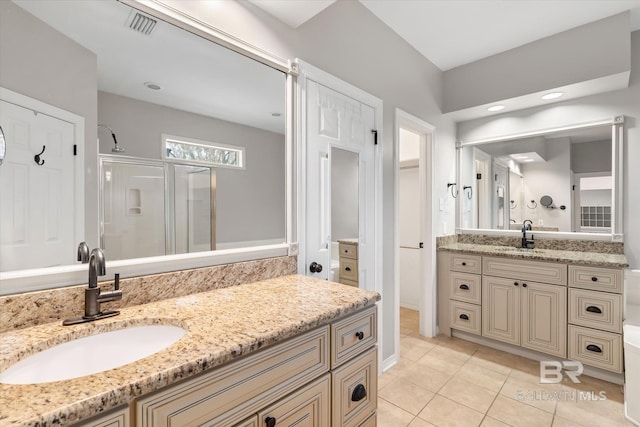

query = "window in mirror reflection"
[164, 135, 244, 169]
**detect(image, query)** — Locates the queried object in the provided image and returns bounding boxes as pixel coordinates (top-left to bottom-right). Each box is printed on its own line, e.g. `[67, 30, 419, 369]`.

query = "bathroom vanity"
[0, 275, 380, 427]
[438, 240, 628, 379]
[338, 239, 359, 288]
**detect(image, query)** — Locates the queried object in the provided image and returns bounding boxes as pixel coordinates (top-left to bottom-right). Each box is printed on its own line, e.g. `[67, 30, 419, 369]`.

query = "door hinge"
[419, 242, 424, 248]
[371, 129, 378, 145]
[476, 173, 482, 180]
[73, 144, 77, 156]
[572, 185, 576, 190]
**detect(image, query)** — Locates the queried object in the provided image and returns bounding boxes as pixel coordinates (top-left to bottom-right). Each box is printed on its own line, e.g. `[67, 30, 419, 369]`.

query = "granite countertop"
[337, 238, 358, 244]
[438, 243, 629, 268]
[0, 275, 380, 427]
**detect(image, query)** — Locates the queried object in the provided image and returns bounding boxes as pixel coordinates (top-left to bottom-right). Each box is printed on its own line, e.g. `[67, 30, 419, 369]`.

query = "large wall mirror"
[456, 117, 624, 241]
[0, 0, 292, 294]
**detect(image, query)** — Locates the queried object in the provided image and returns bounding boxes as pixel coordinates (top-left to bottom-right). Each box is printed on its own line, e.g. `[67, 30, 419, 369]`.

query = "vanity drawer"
[258, 375, 330, 427]
[332, 347, 377, 427]
[568, 265, 623, 293]
[135, 326, 329, 427]
[450, 300, 482, 336]
[233, 417, 258, 427]
[568, 325, 622, 373]
[340, 258, 358, 282]
[358, 413, 376, 427]
[340, 278, 359, 288]
[339, 243, 358, 259]
[78, 406, 130, 427]
[483, 256, 567, 285]
[568, 289, 622, 333]
[449, 272, 481, 304]
[331, 307, 377, 368]
[450, 254, 482, 274]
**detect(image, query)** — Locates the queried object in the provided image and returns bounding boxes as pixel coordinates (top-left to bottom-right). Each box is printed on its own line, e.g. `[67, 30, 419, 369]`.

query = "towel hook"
[463, 185, 473, 200]
[526, 199, 537, 209]
[34, 145, 45, 166]
[447, 182, 458, 198]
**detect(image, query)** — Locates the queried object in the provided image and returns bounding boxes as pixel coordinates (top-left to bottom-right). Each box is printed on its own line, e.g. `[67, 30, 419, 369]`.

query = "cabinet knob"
[462, 262, 467, 266]
[586, 306, 602, 314]
[459, 284, 469, 290]
[265, 416, 277, 427]
[586, 344, 602, 353]
[351, 384, 367, 402]
[591, 276, 598, 282]
[514, 282, 519, 286]
[355, 331, 365, 340]
[345, 266, 351, 272]
[459, 314, 469, 320]
[522, 283, 528, 288]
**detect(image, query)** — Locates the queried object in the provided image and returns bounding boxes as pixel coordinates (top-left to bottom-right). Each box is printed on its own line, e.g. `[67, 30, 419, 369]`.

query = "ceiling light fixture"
[144, 82, 161, 90]
[542, 92, 564, 100]
[487, 105, 505, 112]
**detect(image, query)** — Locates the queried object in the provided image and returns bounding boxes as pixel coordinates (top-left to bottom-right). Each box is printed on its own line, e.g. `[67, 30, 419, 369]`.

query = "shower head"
[98, 124, 125, 153]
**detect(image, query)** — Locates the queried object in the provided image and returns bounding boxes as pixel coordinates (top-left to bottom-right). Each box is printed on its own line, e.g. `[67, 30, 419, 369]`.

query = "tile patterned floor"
[377, 308, 633, 427]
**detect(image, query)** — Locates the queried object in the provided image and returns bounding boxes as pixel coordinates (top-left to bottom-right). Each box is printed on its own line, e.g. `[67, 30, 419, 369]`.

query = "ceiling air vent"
[126, 11, 157, 36]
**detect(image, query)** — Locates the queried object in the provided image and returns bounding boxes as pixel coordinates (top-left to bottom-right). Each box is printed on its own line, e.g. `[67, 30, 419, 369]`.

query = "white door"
[304, 80, 376, 290]
[0, 100, 77, 271]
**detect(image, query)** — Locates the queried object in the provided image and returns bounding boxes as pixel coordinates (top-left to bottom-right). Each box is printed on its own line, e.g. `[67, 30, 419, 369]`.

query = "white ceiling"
[253, 0, 640, 71]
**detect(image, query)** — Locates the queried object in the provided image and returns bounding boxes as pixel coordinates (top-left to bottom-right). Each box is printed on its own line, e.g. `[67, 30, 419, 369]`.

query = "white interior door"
[0, 100, 77, 271]
[399, 165, 421, 309]
[304, 80, 376, 289]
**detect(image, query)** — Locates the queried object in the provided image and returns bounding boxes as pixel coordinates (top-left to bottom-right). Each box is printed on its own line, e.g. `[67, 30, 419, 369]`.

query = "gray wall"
[0, 0, 99, 249]
[571, 139, 612, 174]
[457, 30, 640, 267]
[98, 92, 286, 244]
[444, 12, 631, 112]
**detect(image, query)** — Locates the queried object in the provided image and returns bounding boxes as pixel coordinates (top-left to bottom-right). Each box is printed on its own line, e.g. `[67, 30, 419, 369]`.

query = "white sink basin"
[1, 325, 186, 384]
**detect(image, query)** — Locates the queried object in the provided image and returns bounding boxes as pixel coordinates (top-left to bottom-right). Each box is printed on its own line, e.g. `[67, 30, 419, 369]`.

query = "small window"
[162, 134, 244, 169]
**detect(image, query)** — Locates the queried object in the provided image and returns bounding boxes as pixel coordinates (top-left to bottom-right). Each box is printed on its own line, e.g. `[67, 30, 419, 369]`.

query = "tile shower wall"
[0, 256, 297, 332]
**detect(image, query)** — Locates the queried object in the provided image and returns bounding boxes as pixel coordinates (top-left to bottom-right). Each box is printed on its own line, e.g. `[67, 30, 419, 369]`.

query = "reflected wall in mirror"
[458, 119, 622, 237]
[0, 0, 287, 273]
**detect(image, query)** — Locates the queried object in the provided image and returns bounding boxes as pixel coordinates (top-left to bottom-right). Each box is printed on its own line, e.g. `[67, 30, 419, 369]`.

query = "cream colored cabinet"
[482, 265, 567, 357]
[76, 406, 129, 427]
[133, 307, 377, 427]
[448, 254, 483, 336]
[568, 266, 623, 373]
[338, 240, 359, 287]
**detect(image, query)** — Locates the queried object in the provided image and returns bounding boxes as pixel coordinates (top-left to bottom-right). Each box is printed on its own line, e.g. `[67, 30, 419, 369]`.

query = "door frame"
[296, 59, 384, 368]
[394, 109, 435, 351]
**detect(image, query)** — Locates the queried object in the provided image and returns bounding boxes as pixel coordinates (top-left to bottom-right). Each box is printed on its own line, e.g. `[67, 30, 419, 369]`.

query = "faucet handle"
[114, 273, 120, 290]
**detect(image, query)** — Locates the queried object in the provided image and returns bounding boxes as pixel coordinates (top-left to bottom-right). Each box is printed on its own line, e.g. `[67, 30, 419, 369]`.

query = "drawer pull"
[459, 314, 469, 321]
[586, 306, 602, 314]
[459, 284, 469, 290]
[591, 276, 598, 282]
[355, 331, 365, 340]
[514, 282, 519, 286]
[462, 262, 467, 266]
[586, 344, 603, 353]
[345, 267, 351, 272]
[265, 416, 277, 427]
[522, 283, 528, 288]
[351, 384, 367, 402]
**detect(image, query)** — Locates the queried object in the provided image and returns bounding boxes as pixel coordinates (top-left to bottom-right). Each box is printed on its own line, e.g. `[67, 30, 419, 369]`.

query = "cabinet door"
[521, 282, 567, 358]
[75, 406, 129, 427]
[482, 276, 520, 345]
[258, 375, 330, 427]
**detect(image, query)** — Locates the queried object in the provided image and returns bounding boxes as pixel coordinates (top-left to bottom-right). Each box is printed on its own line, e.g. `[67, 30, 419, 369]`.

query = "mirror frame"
[455, 116, 624, 242]
[0, 0, 298, 295]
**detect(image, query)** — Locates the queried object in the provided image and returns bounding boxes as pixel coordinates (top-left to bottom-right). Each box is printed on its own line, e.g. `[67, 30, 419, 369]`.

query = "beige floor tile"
[480, 417, 511, 427]
[499, 376, 560, 414]
[418, 395, 485, 427]
[408, 417, 438, 427]
[436, 336, 481, 356]
[379, 377, 436, 415]
[551, 416, 586, 427]
[555, 387, 632, 427]
[378, 397, 416, 427]
[487, 395, 553, 427]
[379, 371, 399, 389]
[454, 362, 508, 392]
[401, 335, 438, 361]
[467, 348, 520, 376]
[395, 361, 453, 393]
[417, 347, 469, 375]
[438, 376, 499, 413]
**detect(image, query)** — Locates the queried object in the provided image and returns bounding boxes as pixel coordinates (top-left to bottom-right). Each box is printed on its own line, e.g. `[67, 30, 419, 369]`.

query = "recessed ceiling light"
[523, 159, 535, 162]
[144, 82, 161, 90]
[487, 105, 505, 112]
[542, 92, 564, 100]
